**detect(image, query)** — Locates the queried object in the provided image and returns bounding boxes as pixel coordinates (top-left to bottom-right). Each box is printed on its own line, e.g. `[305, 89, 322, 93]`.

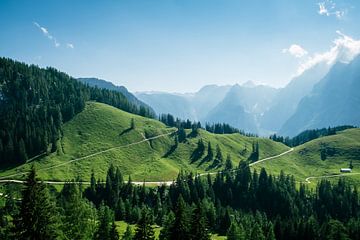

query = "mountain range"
[135, 55, 360, 136]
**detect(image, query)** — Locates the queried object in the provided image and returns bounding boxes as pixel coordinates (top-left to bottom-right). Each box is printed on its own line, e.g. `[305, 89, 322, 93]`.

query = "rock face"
[279, 56, 360, 137]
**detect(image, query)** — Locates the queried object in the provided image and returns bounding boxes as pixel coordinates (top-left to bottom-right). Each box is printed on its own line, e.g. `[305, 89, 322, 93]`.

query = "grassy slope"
[252, 128, 360, 186]
[0, 102, 288, 181]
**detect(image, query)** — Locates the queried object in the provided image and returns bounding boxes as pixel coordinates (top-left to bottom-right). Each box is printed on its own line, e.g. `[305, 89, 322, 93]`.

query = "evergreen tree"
[122, 225, 134, 240]
[190, 205, 210, 240]
[322, 219, 350, 240]
[59, 182, 97, 240]
[225, 154, 233, 171]
[110, 221, 120, 240]
[214, 144, 223, 166]
[133, 208, 155, 240]
[169, 195, 190, 240]
[131, 118, 135, 130]
[177, 128, 187, 143]
[227, 222, 245, 240]
[207, 142, 214, 161]
[94, 204, 114, 240]
[159, 211, 175, 240]
[13, 166, 62, 240]
[250, 222, 265, 240]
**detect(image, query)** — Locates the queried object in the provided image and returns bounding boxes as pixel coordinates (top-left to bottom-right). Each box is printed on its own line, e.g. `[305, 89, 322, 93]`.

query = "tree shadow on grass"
[119, 128, 132, 137]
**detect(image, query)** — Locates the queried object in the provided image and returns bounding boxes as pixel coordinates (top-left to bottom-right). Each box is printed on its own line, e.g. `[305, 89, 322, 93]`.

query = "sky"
[1, 0, 360, 93]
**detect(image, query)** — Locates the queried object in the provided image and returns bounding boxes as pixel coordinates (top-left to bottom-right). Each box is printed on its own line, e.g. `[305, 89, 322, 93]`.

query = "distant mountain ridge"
[78, 77, 154, 112]
[279, 55, 360, 136]
[136, 82, 278, 134]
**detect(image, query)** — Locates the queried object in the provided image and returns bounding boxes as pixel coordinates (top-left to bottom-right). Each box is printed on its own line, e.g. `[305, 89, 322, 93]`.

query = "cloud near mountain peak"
[296, 31, 360, 76]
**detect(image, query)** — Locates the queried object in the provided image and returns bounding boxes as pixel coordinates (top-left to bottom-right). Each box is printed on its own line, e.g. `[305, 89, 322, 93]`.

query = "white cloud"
[296, 31, 360, 75]
[66, 43, 74, 49]
[33, 22, 60, 47]
[282, 44, 308, 58]
[317, 1, 346, 19]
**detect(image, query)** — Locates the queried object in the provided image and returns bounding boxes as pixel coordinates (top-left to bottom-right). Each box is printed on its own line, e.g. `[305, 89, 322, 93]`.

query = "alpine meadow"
[1, 1, 360, 240]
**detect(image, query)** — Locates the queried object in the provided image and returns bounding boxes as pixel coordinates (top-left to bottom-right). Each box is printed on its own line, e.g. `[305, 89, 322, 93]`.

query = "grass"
[252, 128, 360, 186]
[0, 101, 289, 182]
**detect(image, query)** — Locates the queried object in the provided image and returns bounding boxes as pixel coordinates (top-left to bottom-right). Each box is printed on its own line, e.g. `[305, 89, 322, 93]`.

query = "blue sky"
[1, 0, 360, 92]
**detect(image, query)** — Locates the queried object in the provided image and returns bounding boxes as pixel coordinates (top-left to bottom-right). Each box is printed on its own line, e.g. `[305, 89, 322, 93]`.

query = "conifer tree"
[59, 182, 97, 240]
[13, 166, 62, 240]
[169, 195, 190, 240]
[225, 154, 233, 171]
[94, 204, 114, 240]
[133, 208, 155, 240]
[122, 225, 134, 240]
[227, 222, 245, 240]
[131, 118, 135, 130]
[110, 221, 120, 240]
[190, 205, 210, 240]
[214, 144, 223, 165]
[207, 142, 214, 161]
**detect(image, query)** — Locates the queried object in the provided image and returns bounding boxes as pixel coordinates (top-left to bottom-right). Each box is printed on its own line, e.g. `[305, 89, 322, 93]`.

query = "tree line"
[0, 58, 154, 165]
[159, 113, 257, 137]
[269, 125, 356, 147]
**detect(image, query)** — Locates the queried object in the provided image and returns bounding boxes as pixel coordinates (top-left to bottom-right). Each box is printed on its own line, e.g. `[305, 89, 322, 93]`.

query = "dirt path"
[0, 138, 293, 187]
[305, 172, 360, 183]
[0, 129, 176, 180]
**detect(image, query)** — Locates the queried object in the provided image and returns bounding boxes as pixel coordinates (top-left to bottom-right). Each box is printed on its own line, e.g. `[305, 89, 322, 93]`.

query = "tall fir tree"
[12, 166, 62, 240]
[190, 205, 210, 240]
[133, 208, 155, 240]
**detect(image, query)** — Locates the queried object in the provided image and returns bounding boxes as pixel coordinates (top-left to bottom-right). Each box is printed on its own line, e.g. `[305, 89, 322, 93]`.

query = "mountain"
[137, 83, 279, 134]
[136, 85, 231, 121]
[279, 56, 360, 136]
[204, 84, 278, 134]
[78, 77, 153, 111]
[260, 62, 330, 132]
[135, 92, 196, 120]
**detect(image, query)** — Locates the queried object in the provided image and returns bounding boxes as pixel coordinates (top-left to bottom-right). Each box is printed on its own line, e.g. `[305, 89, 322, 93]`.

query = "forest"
[0, 163, 359, 240]
[269, 125, 356, 147]
[0, 58, 154, 165]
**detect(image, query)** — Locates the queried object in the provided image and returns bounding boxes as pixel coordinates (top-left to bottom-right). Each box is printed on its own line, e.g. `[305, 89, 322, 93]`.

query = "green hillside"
[0, 102, 289, 181]
[252, 128, 360, 186]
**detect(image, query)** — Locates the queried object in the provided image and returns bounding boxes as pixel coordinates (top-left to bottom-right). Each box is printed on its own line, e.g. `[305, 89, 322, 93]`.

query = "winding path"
[305, 172, 360, 183]
[0, 129, 176, 181]
[0, 145, 295, 186]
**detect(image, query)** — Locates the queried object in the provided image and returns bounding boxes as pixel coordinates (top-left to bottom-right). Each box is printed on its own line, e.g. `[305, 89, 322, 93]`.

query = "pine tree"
[225, 154, 233, 171]
[227, 222, 245, 240]
[159, 211, 175, 240]
[122, 225, 134, 240]
[110, 221, 120, 240]
[13, 166, 62, 240]
[250, 222, 265, 240]
[94, 204, 113, 240]
[133, 208, 155, 240]
[59, 182, 97, 240]
[131, 118, 135, 130]
[214, 144, 223, 166]
[207, 142, 214, 161]
[17, 138, 28, 163]
[169, 195, 190, 240]
[190, 205, 210, 240]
